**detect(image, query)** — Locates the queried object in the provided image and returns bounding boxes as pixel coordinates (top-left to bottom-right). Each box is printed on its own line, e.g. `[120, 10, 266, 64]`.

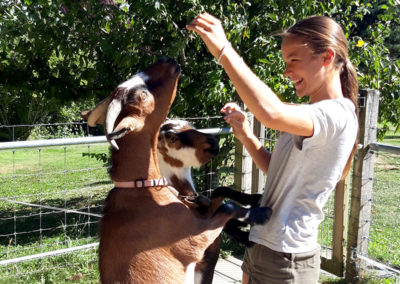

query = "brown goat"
[83, 58, 271, 283]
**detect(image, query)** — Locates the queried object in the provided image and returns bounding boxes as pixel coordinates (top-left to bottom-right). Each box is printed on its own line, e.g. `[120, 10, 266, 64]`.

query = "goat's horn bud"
[105, 98, 122, 150]
[110, 139, 119, 150]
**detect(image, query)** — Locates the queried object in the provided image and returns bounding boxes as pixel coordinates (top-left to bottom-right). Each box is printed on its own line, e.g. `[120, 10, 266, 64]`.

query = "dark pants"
[241, 243, 321, 284]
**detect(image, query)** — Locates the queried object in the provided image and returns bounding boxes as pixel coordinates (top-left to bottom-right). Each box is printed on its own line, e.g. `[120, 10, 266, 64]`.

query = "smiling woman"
[281, 36, 327, 99]
[187, 13, 359, 284]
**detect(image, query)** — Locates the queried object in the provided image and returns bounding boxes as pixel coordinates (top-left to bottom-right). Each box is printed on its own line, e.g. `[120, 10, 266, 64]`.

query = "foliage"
[0, 0, 399, 141]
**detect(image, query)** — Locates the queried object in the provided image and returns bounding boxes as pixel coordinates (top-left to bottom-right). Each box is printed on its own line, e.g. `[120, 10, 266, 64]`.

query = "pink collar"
[113, 177, 168, 189]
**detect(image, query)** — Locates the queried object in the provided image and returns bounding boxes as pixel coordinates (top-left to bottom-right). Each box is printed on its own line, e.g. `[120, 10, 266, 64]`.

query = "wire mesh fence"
[0, 118, 236, 282]
[358, 149, 400, 280]
[0, 141, 110, 282]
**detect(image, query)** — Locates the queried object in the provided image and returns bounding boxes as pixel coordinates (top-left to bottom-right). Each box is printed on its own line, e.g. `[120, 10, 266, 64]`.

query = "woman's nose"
[284, 63, 295, 78]
[283, 68, 290, 78]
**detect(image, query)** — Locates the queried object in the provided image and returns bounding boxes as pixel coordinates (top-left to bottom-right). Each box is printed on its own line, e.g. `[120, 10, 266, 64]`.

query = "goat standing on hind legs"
[157, 120, 272, 283]
[157, 120, 222, 284]
[82, 58, 271, 284]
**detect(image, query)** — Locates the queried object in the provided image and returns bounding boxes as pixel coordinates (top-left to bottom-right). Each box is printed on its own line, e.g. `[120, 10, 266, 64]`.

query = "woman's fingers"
[220, 102, 242, 114]
[201, 12, 219, 22]
[192, 12, 216, 25]
[186, 13, 229, 58]
[220, 103, 251, 139]
[188, 17, 212, 32]
[224, 111, 245, 122]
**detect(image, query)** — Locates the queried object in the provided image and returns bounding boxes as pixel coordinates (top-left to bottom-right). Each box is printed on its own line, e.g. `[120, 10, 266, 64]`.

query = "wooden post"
[234, 113, 254, 194]
[251, 118, 265, 194]
[345, 90, 380, 282]
[321, 173, 350, 276]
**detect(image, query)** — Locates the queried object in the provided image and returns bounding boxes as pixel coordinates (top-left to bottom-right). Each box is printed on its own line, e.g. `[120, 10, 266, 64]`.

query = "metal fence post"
[346, 90, 380, 281]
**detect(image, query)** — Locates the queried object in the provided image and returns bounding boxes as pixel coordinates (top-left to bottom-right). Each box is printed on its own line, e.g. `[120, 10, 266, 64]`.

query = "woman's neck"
[310, 70, 343, 103]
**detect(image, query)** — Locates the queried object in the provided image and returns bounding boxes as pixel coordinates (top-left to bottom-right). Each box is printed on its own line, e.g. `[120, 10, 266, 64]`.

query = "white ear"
[108, 116, 145, 141]
[86, 96, 112, 127]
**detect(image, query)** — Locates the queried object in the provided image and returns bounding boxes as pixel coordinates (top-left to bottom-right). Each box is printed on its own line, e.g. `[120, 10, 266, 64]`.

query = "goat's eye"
[140, 90, 148, 100]
[165, 132, 177, 143]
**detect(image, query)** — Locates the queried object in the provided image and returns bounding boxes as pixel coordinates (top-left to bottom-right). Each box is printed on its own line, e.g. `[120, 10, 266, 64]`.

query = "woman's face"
[281, 35, 326, 99]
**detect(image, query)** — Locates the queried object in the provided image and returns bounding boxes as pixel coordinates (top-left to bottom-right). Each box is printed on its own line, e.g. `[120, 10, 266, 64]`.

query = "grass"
[0, 128, 399, 283]
[0, 144, 111, 283]
[367, 126, 400, 269]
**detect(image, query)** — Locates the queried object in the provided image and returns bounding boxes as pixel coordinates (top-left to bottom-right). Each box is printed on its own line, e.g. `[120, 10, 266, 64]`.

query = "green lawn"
[0, 144, 111, 283]
[368, 127, 400, 269]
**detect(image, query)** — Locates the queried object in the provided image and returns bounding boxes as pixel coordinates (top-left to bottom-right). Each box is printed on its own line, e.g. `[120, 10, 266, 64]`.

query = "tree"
[0, 0, 399, 141]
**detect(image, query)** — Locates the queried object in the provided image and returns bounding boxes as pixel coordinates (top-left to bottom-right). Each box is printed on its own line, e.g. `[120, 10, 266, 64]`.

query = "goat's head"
[83, 58, 180, 150]
[158, 120, 219, 169]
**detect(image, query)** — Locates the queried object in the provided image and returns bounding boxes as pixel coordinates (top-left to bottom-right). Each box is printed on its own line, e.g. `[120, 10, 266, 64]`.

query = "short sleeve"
[300, 99, 356, 149]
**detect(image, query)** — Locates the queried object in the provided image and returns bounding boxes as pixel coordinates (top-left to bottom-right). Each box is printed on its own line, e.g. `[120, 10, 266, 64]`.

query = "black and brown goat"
[157, 119, 221, 284]
[82, 58, 271, 284]
[157, 120, 268, 284]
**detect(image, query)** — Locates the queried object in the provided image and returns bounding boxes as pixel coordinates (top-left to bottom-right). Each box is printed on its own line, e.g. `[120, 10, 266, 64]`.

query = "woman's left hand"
[221, 103, 252, 141]
[186, 12, 230, 59]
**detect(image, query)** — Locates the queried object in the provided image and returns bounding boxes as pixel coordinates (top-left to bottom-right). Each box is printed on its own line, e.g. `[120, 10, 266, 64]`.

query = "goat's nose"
[207, 136, 220, 155]
[158, 57, 180, 74]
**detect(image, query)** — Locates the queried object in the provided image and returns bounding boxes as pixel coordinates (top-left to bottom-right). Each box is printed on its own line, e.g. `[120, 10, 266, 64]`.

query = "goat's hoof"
[197, 194, 211, 208]
[215, 202, 237, 215]
[248, 207, 272, 225]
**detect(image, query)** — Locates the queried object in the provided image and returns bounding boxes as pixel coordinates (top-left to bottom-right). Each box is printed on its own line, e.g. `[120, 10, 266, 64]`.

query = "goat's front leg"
[224, 219, 254, 247]
[215, 202, 272, 226]
[211, 186, 262, 207]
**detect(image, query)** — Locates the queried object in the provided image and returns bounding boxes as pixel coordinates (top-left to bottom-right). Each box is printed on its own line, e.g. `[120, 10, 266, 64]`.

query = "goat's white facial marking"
[183, 262, 196, 284]
[118, 72, 149, 89]
[162, 119, 191, 131]
[165, 147, 202, 168]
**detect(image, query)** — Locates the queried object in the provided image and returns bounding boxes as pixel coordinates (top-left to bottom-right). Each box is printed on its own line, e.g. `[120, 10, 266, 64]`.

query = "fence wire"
[359, 150, 400, 279]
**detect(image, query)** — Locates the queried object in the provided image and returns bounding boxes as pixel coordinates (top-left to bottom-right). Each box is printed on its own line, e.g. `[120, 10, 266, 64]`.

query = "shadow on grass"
[383, 135, 400, 140]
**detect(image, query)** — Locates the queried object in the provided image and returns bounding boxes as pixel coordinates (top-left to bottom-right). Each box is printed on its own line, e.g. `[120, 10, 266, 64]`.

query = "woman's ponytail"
[339, 58, 359, 180]
[340, 59, 359, 115]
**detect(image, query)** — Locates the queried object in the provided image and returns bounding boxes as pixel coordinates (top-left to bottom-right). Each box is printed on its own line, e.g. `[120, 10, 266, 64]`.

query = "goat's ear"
[86, 96, 112, 126]
[108, 117, 145, 141]
[80, 110, 91, 121]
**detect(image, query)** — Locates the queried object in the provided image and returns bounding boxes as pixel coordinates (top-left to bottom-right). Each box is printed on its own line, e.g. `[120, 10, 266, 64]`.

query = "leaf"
[105, 22, 110, 34]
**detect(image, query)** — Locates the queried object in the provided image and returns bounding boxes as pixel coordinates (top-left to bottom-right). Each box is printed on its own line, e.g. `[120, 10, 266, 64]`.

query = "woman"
[187, 14, 358, 283]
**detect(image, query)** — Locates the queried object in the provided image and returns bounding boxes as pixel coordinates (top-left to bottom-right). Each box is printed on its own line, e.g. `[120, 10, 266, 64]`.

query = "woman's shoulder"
[308, 97, 356, 122]
[313, 97, 354, 111]
[301, 97, 357, 143]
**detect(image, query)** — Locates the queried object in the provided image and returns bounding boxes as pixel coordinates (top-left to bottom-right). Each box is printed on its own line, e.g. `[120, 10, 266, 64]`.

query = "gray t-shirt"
[249, 98, 358, 253]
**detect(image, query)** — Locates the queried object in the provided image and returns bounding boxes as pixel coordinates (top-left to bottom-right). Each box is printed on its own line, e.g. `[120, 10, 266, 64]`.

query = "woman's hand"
[222, 103, 272, 174]
[221, 103, 252, 141]
[186, 12, 229, 59]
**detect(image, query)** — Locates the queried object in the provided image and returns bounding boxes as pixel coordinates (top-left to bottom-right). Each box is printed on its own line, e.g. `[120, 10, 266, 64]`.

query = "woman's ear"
[323, 48, 335, 66]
